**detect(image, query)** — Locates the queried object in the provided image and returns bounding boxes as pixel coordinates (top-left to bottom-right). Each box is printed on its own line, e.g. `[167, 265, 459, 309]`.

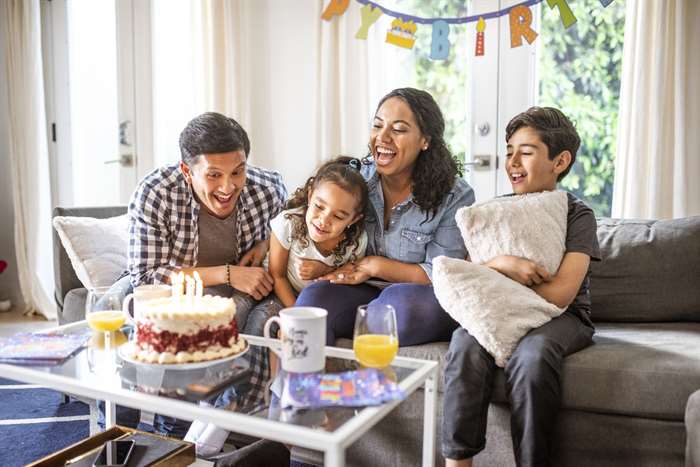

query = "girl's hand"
[297, 259, 334, 281]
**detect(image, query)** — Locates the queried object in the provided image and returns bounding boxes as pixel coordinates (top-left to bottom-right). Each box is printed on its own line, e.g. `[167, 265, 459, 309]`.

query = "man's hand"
[238, 239, 269, 267]
[486, 255, 551, 287]
[297, 259, 334, 281]
[229, 265, 274, 300]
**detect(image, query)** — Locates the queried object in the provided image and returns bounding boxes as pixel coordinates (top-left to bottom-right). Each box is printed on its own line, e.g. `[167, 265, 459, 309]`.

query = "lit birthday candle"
[170, 272, 182, 299]
[475, 17, 485, 57]
[185, 275, 194, 299]
[194, 271, 203, 297]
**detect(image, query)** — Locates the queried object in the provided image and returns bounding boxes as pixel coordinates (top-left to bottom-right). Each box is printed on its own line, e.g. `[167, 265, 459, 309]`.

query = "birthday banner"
[321, 0, 614, 59]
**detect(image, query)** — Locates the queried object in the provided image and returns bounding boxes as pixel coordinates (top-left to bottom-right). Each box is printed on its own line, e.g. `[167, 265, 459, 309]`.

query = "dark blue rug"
[0, 377, 90, 467]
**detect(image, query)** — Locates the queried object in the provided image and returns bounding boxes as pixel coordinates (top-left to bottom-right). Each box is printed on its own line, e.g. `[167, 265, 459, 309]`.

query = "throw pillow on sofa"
[52, 214, 129, 289]
[433, 190, 568, 367]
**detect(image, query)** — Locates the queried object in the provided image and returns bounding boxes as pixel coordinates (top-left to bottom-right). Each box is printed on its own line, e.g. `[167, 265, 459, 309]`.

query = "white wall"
[0, 20, 23, 308]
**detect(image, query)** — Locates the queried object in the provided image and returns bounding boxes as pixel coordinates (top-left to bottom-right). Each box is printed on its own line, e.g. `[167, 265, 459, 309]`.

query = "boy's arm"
[269, 232, 297, 308]
[531, 252, 590, 308]
[485, 252, 590, 308]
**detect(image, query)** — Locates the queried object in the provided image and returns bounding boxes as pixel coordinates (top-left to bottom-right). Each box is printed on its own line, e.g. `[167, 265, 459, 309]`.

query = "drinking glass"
[85, 287, 126, 333]
[85, 287, 126, 373]
[353, 304, 399, 368]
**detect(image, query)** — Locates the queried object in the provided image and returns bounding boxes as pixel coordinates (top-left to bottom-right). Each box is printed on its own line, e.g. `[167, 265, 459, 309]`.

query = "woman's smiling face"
[370, 97, 428, 178]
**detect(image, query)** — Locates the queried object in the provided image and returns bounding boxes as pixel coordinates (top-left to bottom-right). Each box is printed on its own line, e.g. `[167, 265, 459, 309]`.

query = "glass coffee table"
[0, 321, 439, 467]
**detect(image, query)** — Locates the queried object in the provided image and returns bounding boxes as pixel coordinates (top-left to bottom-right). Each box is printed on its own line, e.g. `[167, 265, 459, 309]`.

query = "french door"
[42, 0, 152, 208]
[467, 0, 537, 201]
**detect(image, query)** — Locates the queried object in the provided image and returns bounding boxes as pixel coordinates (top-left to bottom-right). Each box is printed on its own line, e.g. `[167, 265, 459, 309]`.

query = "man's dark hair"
[505, 106, 580, 181]
[179, 112, 250, 164]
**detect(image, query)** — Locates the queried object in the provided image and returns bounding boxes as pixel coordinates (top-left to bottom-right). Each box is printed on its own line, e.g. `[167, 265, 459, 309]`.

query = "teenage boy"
[441, 107, 601, 467]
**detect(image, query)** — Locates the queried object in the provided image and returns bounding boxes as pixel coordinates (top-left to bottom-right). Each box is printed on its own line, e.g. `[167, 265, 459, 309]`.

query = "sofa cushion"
[490, 323, 700, 420]
[344, 322, 700, 420]
[52, 206, 128, 308]
[590, 217, 700, 322]
[52, 214, 129, 289]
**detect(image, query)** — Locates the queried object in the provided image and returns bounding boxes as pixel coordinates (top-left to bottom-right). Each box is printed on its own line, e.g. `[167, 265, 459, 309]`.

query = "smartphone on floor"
[92, 440, 135, 467]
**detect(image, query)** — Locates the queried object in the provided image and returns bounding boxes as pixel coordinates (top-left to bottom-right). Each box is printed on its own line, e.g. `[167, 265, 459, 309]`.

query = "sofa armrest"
[687, 389, 700, 467]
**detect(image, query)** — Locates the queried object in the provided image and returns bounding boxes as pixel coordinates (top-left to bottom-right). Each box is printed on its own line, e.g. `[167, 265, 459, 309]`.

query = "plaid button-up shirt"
[128, 162, 287, 286]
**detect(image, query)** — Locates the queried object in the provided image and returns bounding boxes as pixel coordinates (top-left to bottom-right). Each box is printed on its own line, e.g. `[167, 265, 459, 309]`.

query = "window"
[537, 0, 626, 216]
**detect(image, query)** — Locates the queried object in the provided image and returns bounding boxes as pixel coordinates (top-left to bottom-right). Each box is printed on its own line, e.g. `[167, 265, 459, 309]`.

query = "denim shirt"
[361, 163, 475, 280]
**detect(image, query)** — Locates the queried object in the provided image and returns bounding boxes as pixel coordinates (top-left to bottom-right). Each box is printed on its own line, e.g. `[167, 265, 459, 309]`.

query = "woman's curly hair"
[370, 88, 462, 222]
[285, 156, 368, 266]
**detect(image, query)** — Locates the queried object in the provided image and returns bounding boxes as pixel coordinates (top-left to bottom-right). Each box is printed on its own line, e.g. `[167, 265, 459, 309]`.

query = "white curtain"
[612, 0, 700, 219]
[0, 1, 56, 318]
[197, 0, 410, 191]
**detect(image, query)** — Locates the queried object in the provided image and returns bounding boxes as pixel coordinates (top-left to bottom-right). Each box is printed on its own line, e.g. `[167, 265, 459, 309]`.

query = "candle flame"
[477, 17, 486, 33]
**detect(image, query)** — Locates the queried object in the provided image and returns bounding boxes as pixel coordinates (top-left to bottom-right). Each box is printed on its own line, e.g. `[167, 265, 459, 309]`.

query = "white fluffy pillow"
[434, 191, 568, 367]
[456, 191, 568, 275]
[52, 215, 129, 289]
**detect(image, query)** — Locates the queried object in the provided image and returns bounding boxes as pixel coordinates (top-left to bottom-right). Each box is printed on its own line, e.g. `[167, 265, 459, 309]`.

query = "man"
[115, 112, 286, 437]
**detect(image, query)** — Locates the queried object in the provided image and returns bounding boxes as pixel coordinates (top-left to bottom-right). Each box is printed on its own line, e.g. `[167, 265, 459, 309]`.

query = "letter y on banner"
[356, 4, 383, 39]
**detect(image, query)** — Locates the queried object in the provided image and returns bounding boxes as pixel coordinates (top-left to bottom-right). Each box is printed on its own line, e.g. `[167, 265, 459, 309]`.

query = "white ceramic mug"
[122, 284, 172, 320]
[263, 307, 327, 373]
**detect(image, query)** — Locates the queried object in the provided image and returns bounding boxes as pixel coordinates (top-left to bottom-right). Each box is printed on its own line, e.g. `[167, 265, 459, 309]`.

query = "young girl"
[269, 156, 369, 308]
[186, 157, 368, 457]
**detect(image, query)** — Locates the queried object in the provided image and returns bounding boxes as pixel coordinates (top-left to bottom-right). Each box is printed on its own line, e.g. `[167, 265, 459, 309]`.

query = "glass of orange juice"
[85, 287, 127, 372]
[353, 304, 399, 368]
[86, 287, 127, 332]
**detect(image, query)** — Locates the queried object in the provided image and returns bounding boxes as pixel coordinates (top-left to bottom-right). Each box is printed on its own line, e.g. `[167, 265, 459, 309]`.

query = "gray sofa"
[53, 207, 700, 466]
[324, 216, 700, 467]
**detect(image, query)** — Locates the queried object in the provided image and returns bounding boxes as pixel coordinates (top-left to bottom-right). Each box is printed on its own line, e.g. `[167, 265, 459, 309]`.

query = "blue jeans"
[294, 281, 459, 346]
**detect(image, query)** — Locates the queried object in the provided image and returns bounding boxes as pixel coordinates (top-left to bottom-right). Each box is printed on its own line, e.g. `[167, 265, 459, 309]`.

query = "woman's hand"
[485, 255, 551, 287]
[297, 259, 334, 281]
[318, 258, 374, 285]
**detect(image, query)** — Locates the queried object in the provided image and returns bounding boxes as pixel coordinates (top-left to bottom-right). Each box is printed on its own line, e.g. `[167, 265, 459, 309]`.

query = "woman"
[296, 88, 475, 345]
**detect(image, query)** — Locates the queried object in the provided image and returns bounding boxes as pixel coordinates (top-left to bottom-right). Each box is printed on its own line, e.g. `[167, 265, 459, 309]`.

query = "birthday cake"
[130, 295, 246, 364]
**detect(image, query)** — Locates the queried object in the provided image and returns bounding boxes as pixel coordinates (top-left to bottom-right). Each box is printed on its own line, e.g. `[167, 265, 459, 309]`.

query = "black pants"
[441, 312, 594, 467]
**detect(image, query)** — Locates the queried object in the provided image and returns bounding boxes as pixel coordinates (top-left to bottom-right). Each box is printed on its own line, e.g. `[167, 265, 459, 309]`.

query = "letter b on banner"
[430, 20, 450, 60]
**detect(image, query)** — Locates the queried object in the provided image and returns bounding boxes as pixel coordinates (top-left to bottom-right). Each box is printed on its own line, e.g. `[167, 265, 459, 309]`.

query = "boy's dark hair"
[179, 112, 250, 164]
[285, 156, 368, 267]
[505, 106, 580, 181]
[370, 88, 461, 222]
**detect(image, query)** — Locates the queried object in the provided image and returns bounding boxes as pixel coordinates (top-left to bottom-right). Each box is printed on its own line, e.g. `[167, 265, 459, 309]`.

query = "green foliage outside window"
[399, 1, 470, 163]
[397, 1, 625, 215]
[538, 0, 626, 216]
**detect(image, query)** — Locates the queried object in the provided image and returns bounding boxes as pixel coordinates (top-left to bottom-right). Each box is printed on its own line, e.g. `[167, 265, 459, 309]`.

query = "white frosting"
[138, 294, 235, 322]
[141, 316, 232, 334]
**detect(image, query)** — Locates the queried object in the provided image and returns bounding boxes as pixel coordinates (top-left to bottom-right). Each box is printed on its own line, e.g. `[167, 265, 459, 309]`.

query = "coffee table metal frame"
[1, 321, 439, 467]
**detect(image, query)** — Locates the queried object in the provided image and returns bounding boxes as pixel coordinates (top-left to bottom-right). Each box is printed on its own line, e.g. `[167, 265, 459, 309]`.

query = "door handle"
[464, 155, 490, 168]
[104, 154, 134, 167]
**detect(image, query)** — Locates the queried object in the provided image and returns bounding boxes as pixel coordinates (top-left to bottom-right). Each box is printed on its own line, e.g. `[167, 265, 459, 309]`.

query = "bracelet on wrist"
[225, 263, 231, 287]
